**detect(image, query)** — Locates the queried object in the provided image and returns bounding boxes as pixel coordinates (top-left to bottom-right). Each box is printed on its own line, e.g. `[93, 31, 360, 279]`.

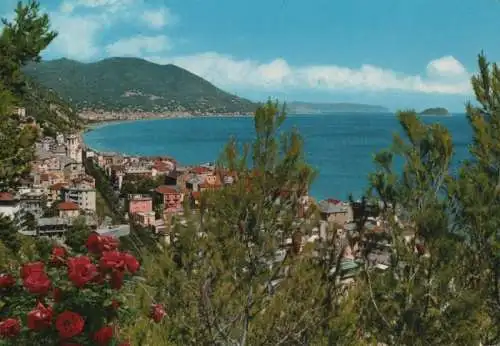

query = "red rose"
[0, 274, 15, 288]
[93, 326, 113, 345]
[24, 272, 51, 295]
[123, 253, 140, 274]
[67, 256, 97, 288]
[20, 261, 44, 279]
[51, 246, 67, 266]
[0, 318, 20, 338]
[55, 311, 85, 339]
[86, 233, 102, 254]
[27, 302, 53, 330]
[110, 270, 124, 290]
[100, 251, 126, 272]
[150, 304, 166, 323]
[86, 233, 118, 254]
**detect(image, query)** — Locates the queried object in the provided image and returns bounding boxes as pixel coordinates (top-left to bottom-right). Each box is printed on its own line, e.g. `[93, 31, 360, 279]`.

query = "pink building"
[155, 186, 183, 213]
[128, 194, 153, 215]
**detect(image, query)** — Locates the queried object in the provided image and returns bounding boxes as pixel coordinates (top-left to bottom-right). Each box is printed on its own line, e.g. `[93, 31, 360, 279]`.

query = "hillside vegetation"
[21, 78, 82, 135]
[23, 57, 258, 114]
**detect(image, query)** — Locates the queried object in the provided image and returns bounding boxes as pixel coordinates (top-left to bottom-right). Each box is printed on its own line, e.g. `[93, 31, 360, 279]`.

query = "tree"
[0, 0, 57, 94]
[448, 53, 500, 344]
[0, 0, 57, 189]
[355, 110, 492, 344]
[124, 101, 360, 345]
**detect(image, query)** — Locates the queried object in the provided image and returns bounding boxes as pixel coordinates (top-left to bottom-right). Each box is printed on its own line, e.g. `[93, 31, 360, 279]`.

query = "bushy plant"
[0, 232, 166, 345]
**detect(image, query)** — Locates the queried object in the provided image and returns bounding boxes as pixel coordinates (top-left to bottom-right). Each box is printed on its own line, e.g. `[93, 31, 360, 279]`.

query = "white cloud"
[106, 35, 171, 57]
[60, 0, 135, 13]
[46, 12, 107, 60]
[426, 56, 467, 79]
[141, 7, 177, 29]
[48, 0, 174, 61]
[145, 52, 471, 95]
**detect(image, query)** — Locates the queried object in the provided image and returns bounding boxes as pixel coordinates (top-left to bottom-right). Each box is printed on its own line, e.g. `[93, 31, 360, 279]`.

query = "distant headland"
[419, 107, 450, 116]
[287, 101, 389, 114]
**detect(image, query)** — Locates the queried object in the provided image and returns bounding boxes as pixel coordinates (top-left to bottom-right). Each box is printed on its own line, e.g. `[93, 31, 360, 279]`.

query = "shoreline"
[82, 112, 254, 132]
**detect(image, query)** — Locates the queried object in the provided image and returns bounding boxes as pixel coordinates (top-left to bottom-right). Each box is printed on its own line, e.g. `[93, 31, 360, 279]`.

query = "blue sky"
[2, 0, 500, 111]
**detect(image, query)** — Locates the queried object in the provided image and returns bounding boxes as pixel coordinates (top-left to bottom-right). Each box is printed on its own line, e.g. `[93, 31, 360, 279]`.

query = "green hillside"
[20, 77, 82, 136]
[23, 57, 258, 114]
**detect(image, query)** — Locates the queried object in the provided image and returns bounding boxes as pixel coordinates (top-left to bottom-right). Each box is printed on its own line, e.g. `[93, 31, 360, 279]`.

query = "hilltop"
[286, 101, 389, 114]
[23, 57, 258, 115]
[419, 107, 450, 116]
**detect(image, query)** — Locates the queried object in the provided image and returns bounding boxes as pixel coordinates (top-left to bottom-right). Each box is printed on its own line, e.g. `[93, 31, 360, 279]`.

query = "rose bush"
[0, 232, 166, 345]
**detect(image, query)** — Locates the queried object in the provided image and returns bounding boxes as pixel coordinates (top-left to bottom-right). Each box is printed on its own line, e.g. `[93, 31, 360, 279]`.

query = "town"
[0, 107, 424, 289]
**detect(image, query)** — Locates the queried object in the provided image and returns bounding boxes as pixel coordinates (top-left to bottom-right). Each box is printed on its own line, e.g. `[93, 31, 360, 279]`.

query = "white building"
[65, 134, 82, 164]
[0, 192, 21, 219]
[56, 133, 65, 146]
[61, 185, 96, 212]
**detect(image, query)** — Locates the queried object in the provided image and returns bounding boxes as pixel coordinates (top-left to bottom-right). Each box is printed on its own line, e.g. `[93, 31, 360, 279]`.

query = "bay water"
[83, 113, 472, 200]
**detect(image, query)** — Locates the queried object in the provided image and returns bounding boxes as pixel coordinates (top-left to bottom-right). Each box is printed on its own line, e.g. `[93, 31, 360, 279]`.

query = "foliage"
[358, 110, 491, 344]
[0, 232, 161, 345]
[122, 100, 360, 345]
[0, 215, 21, 254]
[0, 0, 81, 139]
[0, 0, 56, 91]
[0, 82, 37, 189]
[84, 158, 123, 223]
[120, 176, 163, 198]
[448, 52, 500, 343]
[65, 216, 92, 253]
[23, 57, 259, 114]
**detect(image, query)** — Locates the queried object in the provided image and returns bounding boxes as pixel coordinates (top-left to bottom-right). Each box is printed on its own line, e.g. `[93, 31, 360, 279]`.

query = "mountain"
[419, 107, 450, 116]
[286, 101, 389, 114]
[23, 57, 258, 114]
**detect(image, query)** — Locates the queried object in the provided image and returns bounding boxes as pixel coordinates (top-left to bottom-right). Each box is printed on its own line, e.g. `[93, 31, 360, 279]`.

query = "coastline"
[82, 111, 253, 128]
[83, 112, 254, 133]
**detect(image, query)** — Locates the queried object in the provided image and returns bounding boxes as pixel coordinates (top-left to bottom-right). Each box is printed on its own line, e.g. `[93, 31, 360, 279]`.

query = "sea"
[83, 113, 473, 201]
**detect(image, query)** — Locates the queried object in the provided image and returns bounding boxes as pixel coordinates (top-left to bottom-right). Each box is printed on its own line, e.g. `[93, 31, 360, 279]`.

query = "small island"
[419, 107, 450, 116]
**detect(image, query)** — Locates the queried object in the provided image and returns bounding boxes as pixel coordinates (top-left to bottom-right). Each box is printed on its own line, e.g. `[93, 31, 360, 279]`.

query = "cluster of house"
[85, 146, 403, 281]
[0, 132, 101, 236]
[84, 148, 239, 234]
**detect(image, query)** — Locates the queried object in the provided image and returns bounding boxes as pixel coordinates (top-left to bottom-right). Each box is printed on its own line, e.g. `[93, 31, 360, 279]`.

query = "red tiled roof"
[0, 192, 14, 201]
[57, 201, 79, 211]
[153, 162, 170, 172]
[155, 185, 179, 194]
